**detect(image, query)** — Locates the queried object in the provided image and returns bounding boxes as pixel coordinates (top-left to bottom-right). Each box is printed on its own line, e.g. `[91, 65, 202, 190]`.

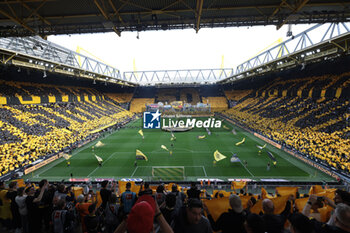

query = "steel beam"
[195, 0, 204, 33]
[124, 68, 234, 85]
[94, 0, 121, 36]
[108, 0, 124, 24]
[0, 8, 36, 34]
[277, 0, 309, 30]
[21, 0, 50, 25]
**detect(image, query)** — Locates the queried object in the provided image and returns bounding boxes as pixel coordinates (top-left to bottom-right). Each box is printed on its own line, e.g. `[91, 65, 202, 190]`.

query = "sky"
[48, 24, 312, 74]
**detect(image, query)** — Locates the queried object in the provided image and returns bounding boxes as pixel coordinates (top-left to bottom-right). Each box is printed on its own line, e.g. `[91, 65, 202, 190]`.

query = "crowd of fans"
[0, 80, 134, 176]
[0, 80, 100, 97]
[224, 72, 350, 174]
[1, 180, 350, 233]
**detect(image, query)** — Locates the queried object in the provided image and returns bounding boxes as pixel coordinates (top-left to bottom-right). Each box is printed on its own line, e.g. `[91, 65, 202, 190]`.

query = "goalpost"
[152, 166, 185, 180]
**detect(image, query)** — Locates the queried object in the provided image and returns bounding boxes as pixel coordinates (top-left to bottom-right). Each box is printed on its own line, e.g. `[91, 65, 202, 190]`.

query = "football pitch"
[24, 118, 335, 182]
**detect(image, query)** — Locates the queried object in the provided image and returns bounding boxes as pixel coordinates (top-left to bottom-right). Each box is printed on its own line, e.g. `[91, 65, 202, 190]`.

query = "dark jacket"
[207, 209, 247, 233]
[174, 206, 212, 233]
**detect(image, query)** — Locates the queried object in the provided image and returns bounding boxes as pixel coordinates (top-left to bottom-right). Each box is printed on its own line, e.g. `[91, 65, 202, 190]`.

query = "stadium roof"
[0, 0, 349, 37]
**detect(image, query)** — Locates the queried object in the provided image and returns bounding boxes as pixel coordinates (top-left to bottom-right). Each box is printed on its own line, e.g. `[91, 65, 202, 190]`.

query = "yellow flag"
[261, 187, 273, 199]
[235, 138, 245, 146]
[94, 154, 103, 163]
[136, 149, 148, 161]
[275, 186, 298, 197]
[309, 185, 324, 195]
[203, 197, 230, 222]
[213, 150, 227, 162]
[232, 181, 247, 190]
[256, 144, 266, 150]
[63, 153, 72, 160]
[138, 129, 144, 137]
[161, 145, 169, 151]
[95, 141, 105, 147]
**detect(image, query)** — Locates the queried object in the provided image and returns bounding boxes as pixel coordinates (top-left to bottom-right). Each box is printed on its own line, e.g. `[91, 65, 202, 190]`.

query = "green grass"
[25, 118, 335, 182]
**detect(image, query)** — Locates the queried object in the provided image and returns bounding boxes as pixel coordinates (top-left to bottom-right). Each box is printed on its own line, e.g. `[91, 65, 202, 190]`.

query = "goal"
[152, 166, 185, 180]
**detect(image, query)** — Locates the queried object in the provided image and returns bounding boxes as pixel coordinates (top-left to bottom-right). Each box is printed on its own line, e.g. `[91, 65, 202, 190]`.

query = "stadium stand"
[179, 88, 201, 104]
[223, 56, 350, 174]
[105, 92, 133, 110]
[201, 97, 228, 111]
[105, 93, 133, 104]
[155, 88, 178, 103]
[129, 86, 156, 112]
[0, 77, 134, 177]
[199, 85, 228, 111]
[130, 98, 155, 112]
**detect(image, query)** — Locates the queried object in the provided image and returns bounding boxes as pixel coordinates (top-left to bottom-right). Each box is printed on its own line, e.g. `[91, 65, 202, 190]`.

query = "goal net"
[152, 166, 185, 180]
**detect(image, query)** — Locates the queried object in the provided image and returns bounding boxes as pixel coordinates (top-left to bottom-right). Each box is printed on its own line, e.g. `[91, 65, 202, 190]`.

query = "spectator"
[288, 212, 314, 233]
[139, 182, 153, 196]
[187, 182, 201, 200]
[104, 193, 120, 233]
[6, 181, 20, 232]
[25, 181, 48, 233]
[306, 203, 350, 233]
[84, 204, 101, 233]
[15, 187, 28, 233]
[52, 199, 75, 233]
[261, 198, 291, 233]
[161, 192, 177, 227]
[120, 182, 137, 214]
[53, 184, 67, 205]
[324, 189, 350, 226]
[173, 198, 212, 233]
[0, 181, 12, 230]
[114, 194, 174, 233]
[203, 194, 246, 233]
[35, 179, 52, 232]
[171, 184, 186, 212]
[155, 184, 166, 206]
[100, 180, 116, 209]
[244, 214, 265, 233]
[75, 193, 96, 232]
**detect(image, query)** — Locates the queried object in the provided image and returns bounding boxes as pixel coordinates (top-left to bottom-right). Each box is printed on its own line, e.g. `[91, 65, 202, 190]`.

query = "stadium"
[0, 1, 349, 233]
